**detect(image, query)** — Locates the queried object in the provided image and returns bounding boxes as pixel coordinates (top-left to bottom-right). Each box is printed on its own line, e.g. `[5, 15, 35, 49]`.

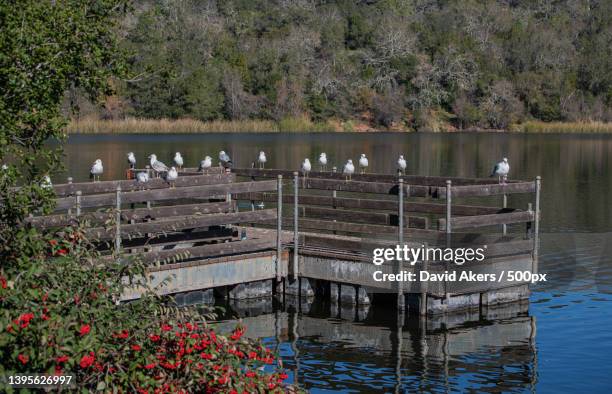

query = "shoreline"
[66, 117, 612, 134]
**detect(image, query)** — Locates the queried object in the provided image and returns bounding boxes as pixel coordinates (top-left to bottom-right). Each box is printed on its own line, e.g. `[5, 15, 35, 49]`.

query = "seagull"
[359, 154, 369, 174]
[127, 152, 136, 169]
[41, 175, 53, 189]
[397, 155, 407, 175]
[319, 153, 328, 171]
[301, 158, 311, 178]
[257, 151, 267, 169]
[149, 154, 169, 178]
[165, 167, 178, 188]
[174, 152, 184, 170]
[490, 157, 510, 184]
[136, 171, 149, 190]
[343, 159, 355, 181]
[198, 156, 212, 172]
[90, 159, 103, 182]
[219, 151, 232, 169]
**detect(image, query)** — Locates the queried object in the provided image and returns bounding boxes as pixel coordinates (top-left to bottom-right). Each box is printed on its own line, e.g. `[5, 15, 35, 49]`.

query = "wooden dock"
[29, 165, 541, 316]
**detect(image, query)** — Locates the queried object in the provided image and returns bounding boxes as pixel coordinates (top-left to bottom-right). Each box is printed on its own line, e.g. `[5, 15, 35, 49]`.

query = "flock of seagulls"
[41, 150, 510, 188]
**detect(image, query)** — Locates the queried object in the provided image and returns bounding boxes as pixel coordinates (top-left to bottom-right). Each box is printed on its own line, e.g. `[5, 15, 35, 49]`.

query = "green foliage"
[0, 1, 293, 391]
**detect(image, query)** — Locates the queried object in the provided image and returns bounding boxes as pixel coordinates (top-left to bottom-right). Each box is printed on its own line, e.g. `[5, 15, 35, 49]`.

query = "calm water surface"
[63, 132, 612, 393]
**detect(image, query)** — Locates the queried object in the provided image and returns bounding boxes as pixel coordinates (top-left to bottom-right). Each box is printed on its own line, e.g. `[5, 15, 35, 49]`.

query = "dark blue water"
[64, 132, 612, 392]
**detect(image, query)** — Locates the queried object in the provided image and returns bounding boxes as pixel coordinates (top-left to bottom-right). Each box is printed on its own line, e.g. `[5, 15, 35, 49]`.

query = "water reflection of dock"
[212, 298, 537, 392]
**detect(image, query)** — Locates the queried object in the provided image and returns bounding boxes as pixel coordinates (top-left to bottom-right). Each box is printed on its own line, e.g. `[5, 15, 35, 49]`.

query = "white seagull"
[90, 159, 103, 182]
[127, 152, 136, 169]
[301, 158, 312, 178]
[41, 175, 53, 189]
[343, 159, 355, 181]
[397, 155, 407, 175]
[198, 156, 212, 172]
[136, 171, 149, 190]
[174, 152, 184, 170]
[490, 157, 510, 184]
[359, 154, 369, 174]
[165, 167, 178, 188]
[219, 151, 232, 169]
[319, 153, 328, 171]
[149, 154, 169, 178]
[257, 151, 267, 169]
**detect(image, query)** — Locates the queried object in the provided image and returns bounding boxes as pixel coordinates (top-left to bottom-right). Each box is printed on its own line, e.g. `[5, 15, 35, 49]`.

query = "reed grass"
[67, 116, 339, 134]
[517, 121, 612, 133]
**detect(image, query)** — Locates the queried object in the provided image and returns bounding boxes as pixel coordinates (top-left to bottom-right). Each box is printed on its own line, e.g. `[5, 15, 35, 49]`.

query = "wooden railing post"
[445, 180, 452, 301]
[145, 165, 152, 209]
[502, 193, 507, 235]
[397, 178, 404, 312]
[276, 175, 283, 282]
[533, 176, 541, 274]
[75, 191, 82, 216]
[293, 172, 299, 281]
[67, 177, 73, 215]
[115, 186, 122, 254]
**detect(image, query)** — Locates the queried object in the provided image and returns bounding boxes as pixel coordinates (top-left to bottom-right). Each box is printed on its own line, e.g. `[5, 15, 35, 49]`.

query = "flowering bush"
[0, 227, 296, 392]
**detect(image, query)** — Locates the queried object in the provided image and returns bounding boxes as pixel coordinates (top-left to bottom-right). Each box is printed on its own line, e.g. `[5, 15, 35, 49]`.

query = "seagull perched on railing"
[198, 156, 212, 172]
[165, 167, 178, 188]
[90, 159, 103, 182]
[219, 151, 232, 169]
[41, 175, 53, 189]
[136, 171, 149, 190]
[173, 152, 184, 170]
[149, 154, 169, 178]
[127, 152, 136, 169]
[359, 154, 368, 174]
[257, 151, 267, 169]
[319, 153, 328, 171]
[343, 159, 355, 181]
[397, 155, 406, 175]
[490, 157, 510, 184]
[301, 158, 311, 178]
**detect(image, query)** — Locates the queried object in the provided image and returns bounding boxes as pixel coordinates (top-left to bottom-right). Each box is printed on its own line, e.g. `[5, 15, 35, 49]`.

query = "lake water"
[63, 132, 612, 392]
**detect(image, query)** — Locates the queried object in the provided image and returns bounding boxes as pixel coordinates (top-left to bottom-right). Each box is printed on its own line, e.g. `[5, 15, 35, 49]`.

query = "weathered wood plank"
[118, 238, 277, 265]
[52, 173, 234, 197]
[291, 206, 428, 229]
[435, 182, 536, 198]
[438, 211, 534, 231]
[233, 168, 515, 186]
[300, 178, 430, 196]
[28, 201, 235, 229]
[85, 209, 278, 241]
[122, 201, 235, 221]
[55, 180, 277, 210]
[236, 192, 511, 216]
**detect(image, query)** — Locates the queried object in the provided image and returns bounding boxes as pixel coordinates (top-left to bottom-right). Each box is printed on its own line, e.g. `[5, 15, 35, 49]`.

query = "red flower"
[56, 355, 69, 363]
[161, 324, 172, 332]
[16, 313, 35, 329]
[230, 328, 243, 341]
[149, 334, 160, 342]
[0, 276, 7, 289]
[268, 383, 276, 390]
[217, 376, 228, 385]
[56, 248, 68, 256]
[245, 371, 256, 378]
[17, 354, 29, 365]
[131, 344, 142, 351]
[278, 373, 289, 380]
[248, 351, 258, 359]
[200, 352, 213, 360]
[114, 330, 129, 339]
[79, 353, 95, 368]
[79, 324, 91, 336]
[49, 239, 58, 246]
[144, 363, 156, 369]
[42, 314, 49, 321]
[54, 365, 63, 375]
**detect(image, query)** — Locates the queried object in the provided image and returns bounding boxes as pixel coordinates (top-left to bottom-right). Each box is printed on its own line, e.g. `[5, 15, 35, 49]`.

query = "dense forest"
[70, 0, 612, 131]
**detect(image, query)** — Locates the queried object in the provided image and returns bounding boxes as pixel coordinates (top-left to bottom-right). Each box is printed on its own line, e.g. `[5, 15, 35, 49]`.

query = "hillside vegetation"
[69, 0, 612, 131]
